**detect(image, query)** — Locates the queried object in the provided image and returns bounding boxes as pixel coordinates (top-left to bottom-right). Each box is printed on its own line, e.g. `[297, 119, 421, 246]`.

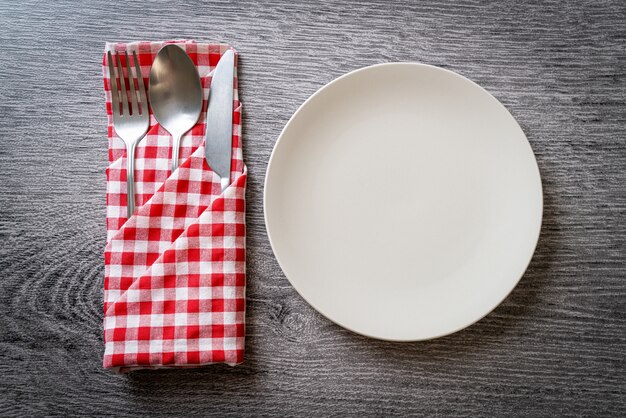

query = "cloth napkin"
[102, 40, 246, 372]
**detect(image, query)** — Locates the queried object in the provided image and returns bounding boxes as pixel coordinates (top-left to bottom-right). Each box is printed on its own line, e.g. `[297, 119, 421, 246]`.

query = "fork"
[107, 50, 149, 217]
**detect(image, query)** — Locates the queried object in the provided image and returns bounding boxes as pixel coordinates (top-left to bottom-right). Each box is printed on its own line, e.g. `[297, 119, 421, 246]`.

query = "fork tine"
[116, 52, 129, 116]
[107, 51, 120, 116]
[125, 51, 138, 116]
[133, 51, 148, 116]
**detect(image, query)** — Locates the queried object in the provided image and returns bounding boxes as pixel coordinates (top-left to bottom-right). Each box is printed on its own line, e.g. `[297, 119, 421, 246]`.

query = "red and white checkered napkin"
[102, 41, 246, 372]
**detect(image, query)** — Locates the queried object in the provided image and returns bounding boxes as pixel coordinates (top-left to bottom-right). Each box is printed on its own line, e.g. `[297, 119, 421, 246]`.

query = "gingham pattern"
[102, 41, 246, 372]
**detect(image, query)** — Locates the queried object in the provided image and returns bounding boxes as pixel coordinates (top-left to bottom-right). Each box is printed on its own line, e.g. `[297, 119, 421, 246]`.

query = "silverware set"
[107, 45, 234, 216]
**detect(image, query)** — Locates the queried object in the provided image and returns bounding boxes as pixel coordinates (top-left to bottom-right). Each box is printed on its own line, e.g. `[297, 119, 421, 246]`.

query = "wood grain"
[0, 0, 625, 415]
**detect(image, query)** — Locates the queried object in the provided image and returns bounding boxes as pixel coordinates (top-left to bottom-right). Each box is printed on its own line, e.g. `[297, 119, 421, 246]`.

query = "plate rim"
[263, 62, 543, 342]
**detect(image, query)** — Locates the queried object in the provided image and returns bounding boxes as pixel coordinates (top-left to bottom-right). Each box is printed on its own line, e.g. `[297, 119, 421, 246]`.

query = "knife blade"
[205, 49, 235, 192]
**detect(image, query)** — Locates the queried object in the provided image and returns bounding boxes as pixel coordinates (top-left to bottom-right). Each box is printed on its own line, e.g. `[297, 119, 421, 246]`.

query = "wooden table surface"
[1, 0, 624, 416]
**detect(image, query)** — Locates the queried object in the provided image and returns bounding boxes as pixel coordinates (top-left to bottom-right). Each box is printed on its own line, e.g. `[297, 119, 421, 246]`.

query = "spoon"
[149, 45, 203, 171]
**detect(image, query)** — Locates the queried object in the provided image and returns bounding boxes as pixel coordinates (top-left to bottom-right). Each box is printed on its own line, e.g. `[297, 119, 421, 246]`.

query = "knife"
[205, 49, 235, 192]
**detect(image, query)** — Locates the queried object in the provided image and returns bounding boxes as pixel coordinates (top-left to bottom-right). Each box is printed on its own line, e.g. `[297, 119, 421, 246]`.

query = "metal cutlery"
[148, 45, 203, 172]
[205, 49, 235, 192]
[107, 50, 149, 217]
[108, 44, 234, 219]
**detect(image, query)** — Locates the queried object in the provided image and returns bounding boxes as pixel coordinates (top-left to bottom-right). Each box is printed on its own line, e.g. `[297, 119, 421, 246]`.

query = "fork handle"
[126, 142, 137, 218]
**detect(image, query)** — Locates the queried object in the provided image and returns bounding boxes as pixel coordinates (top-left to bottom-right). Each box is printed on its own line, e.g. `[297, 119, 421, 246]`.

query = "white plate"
[264, 63, 542, 341]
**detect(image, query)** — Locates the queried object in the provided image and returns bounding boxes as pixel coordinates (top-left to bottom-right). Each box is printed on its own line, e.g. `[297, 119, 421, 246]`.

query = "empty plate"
[264, 63, 542, 341]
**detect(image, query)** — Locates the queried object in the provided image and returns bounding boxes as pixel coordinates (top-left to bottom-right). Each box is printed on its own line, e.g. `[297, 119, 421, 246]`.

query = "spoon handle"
[126, 141, 137, 217]
[172, 134, 182, 172]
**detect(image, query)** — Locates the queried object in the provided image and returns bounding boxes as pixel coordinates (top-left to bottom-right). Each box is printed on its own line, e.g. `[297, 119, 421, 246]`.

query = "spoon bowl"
[149, 45, 203, 171]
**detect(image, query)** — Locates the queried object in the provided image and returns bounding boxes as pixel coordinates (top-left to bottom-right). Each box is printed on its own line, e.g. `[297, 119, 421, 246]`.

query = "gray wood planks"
[0, 0, 624, 415]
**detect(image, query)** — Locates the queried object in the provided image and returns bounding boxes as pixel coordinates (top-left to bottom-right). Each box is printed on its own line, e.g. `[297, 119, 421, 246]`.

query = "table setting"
[102, 39, 542, 371]
[1, 1, 625, 415]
